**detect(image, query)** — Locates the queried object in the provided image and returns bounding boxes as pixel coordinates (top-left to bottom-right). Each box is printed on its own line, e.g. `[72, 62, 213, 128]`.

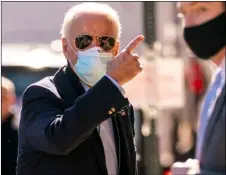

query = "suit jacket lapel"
[112, 115, 121, 172]
[52, 65, 85, 108]
[89, 130, 109, 175]
[116, 109, 132, 175]
[91, 114, 127, 175]
[202, 85, 226, 154]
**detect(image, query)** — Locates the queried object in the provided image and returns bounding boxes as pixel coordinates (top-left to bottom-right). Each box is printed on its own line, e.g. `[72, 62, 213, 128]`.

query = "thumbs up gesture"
[106, 35, 144, 85]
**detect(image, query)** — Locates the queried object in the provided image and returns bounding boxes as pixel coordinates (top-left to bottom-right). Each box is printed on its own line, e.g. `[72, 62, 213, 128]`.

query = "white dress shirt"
[80, 75, 126, 175]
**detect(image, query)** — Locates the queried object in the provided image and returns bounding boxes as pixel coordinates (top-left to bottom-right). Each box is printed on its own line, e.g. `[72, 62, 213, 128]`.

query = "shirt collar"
[215, 57, 225, 85]
[210, 57, 225, 85]
[219, 57, 225, 82]
[81, 81, 89, 91]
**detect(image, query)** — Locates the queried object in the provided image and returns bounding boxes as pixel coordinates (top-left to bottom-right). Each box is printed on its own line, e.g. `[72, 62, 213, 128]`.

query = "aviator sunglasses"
[75, 34, 116, 51]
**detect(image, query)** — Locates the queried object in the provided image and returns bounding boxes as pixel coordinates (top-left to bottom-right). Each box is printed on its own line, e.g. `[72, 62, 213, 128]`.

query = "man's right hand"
[106, 35, 145, 85]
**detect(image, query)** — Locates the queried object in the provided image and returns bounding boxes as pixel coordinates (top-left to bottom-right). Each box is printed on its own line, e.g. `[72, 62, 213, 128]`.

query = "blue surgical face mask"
[68, 42, 113, 86]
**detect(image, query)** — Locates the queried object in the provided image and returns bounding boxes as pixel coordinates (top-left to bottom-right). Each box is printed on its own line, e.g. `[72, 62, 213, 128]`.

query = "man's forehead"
[72, 13, 114, 27]
[69, 13, 117, 36]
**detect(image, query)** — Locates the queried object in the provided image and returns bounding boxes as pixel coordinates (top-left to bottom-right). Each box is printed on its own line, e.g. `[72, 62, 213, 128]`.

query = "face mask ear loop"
[66, 39, 79, 57]
[66, 39, 79, 75]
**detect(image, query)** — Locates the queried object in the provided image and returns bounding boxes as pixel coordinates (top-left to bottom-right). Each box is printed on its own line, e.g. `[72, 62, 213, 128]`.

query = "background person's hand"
[171, 159, 200, 175]
[106, 35, 144, 85]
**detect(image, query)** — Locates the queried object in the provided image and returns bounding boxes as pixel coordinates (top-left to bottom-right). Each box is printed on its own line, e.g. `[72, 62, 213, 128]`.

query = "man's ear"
[62, 38, 69, 56]
[62, 37, 78, 65]
[113, 41, 120, 56]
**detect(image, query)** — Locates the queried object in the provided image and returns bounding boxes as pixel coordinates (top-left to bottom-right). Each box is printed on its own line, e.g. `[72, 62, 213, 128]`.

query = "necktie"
[196, 69, 223, 159]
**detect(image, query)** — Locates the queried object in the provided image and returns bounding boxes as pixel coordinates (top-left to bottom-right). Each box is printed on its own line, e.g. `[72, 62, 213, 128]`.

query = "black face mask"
[184, 13, 225, 60]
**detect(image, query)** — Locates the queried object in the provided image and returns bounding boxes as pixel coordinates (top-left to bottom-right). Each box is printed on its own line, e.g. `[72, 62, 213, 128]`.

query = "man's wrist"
[104, 75, 126, 97]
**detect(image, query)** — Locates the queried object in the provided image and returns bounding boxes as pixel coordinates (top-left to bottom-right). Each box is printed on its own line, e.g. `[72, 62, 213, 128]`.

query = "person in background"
[171, 2, 225, 175]
[2, 76, 18, 175]
[17, 2, 144, 175]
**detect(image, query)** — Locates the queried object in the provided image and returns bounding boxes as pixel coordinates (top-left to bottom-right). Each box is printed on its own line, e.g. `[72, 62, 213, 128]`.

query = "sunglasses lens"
[98, 36, 116, 51]
[75, 35, 93, 49]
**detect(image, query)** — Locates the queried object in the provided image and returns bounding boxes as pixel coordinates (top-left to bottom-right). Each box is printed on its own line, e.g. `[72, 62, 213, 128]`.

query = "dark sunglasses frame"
[74, 34, 117, 51]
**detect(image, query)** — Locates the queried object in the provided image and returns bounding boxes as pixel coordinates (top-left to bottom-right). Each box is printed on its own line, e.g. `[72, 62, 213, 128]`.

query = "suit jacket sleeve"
[21, 77, 129, 155]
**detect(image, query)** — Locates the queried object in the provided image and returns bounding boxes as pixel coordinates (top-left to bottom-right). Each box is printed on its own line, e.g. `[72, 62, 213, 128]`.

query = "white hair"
[60, 2, 122, 39]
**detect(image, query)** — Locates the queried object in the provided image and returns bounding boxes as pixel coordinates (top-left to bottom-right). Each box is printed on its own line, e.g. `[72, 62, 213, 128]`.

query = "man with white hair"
[17, 2, 144, 175]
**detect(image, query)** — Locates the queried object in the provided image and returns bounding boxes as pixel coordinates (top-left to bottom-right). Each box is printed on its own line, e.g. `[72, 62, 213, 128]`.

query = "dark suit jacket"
[16, 65, 137, 175]
[199, 85, 225, 175]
